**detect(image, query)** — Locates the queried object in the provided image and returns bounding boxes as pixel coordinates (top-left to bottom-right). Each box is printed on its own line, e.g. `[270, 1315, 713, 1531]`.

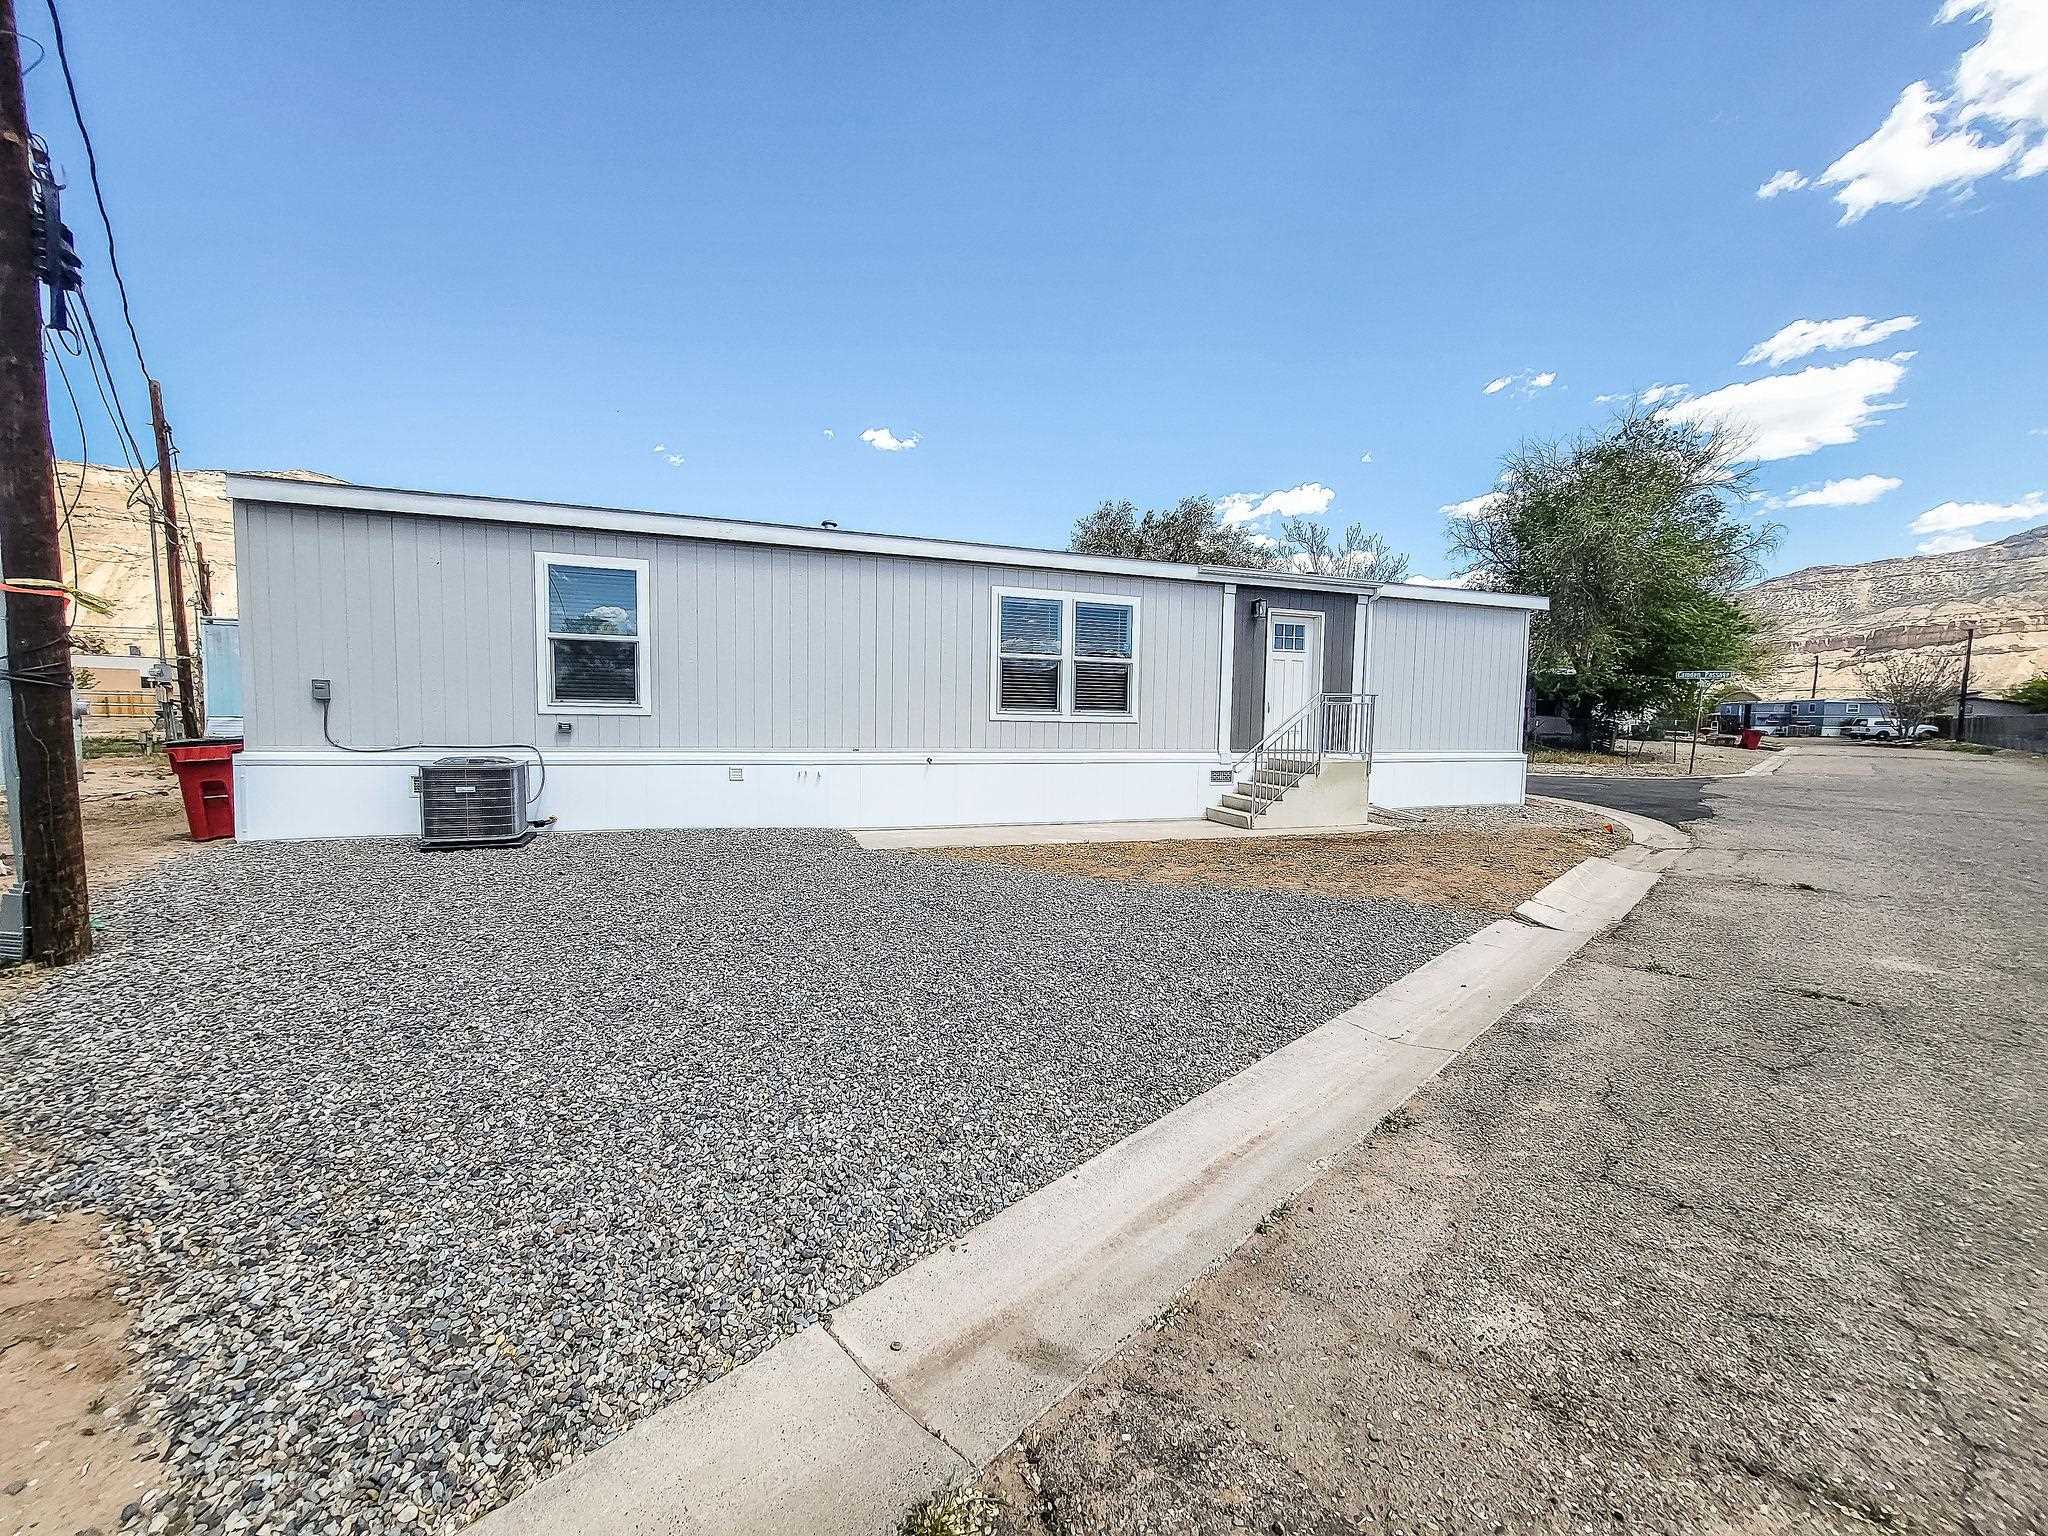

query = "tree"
[1070, 495, 1415, 582]
[1857, 648, 1965, 736]
[1274, 519, 1412, 582]
[1069, 495, 1279, 569]
[1446, 410, 1780, 745]
[2007, 672, 2048, 713]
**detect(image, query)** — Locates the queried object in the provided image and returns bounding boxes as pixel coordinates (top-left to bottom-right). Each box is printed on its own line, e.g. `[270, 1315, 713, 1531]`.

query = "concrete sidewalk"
[469, 831, 1681, 1536]
[978, 743, 2048, 1533]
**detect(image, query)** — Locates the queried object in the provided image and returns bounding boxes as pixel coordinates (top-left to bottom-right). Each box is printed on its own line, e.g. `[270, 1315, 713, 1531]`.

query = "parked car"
[1841, 716, 1940, 740]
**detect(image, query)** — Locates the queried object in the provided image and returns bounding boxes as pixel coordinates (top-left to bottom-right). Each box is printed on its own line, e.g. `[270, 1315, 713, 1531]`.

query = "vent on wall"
[418, 757, 535, 849]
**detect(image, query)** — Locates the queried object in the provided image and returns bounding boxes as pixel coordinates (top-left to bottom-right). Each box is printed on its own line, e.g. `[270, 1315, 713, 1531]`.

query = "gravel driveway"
[0, 828, 1481, 1535]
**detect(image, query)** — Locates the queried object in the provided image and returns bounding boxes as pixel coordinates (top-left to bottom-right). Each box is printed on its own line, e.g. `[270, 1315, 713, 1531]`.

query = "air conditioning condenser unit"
[417, 756, 536, 849]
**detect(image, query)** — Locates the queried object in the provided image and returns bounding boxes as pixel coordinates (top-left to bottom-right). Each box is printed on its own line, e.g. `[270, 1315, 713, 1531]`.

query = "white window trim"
[990, 586, 1141, 723]
[535, 551, 653, 715]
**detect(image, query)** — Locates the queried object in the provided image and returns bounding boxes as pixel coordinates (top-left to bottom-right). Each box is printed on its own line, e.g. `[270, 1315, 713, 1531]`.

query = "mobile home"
[226, 476, 1546, 841]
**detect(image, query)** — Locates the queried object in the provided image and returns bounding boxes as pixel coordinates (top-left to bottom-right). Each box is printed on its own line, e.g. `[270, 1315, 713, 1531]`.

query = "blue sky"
[24, 0, 2047, 581]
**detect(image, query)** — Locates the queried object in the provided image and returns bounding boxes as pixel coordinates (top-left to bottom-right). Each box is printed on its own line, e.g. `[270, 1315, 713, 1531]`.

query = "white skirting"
[1366, 751, 1527, 809]
[232, 751, 1227, 842]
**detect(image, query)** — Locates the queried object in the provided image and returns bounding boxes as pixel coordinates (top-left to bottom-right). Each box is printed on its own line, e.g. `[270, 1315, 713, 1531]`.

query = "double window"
[536, 553, 650, 712]
[993, 588, 1138, 720]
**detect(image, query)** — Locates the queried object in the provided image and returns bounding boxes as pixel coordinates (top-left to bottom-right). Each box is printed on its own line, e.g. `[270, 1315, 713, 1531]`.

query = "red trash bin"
[164, 738, 245, 841]
[1739, 727, 1764, 750]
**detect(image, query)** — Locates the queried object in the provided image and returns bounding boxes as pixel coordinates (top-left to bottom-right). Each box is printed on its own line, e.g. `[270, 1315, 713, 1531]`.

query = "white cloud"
[822, 428, 834, 439]
[1359, 451, 1373, 464]
[1916, 531, 1989, 554]
[1785, 4, 2048, 223]
[1216, 482, 1338, 528]
[1483, 369, 1558, 398]
[1908, 490, 2046, 533]
[859, 426, 920, 452]
[1741, 315, 1919, 367]
[664, 454, 685, 467]
[653, 443, 666, 451]
[1820, 82, 2017, 221]
[1757, 169, 1810, 198]
[1594, 382, 1689, 407]
[1664, 356, 1908, 461]
[1778, 474, 1902, 508]
[1943, 0, 2048, 135]
[1440, 492, 1505, 520]
[1404, 572, 1475, 588]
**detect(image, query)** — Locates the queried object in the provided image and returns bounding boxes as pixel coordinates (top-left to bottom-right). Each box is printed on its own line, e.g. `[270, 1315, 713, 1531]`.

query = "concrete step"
[1220, 792, 1270, 814]
[1266, 756, 1317, 774]
[1204, 805, 1255, 829]
[1233, 781, 1287, 802]
[1249, 768, 1307, 790]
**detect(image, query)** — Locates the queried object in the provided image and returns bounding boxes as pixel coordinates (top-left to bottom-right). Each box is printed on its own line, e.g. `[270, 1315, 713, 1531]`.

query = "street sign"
[1676, 669, 1733, 681]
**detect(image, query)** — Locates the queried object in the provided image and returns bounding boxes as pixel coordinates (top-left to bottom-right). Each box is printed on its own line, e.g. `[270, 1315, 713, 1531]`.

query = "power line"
[42, 334, 85, 598]
[39, 0, 150, 384]
[74, 291, 151, 490]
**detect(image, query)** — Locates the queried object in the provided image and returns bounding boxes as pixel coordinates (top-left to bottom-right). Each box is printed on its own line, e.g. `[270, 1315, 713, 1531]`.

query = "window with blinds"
[993, 589, 1139, 719]
[536, 553, 650, 712]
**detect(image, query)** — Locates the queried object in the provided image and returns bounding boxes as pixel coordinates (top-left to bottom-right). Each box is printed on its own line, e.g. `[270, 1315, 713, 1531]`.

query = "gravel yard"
[0, 828, 1484, 1536]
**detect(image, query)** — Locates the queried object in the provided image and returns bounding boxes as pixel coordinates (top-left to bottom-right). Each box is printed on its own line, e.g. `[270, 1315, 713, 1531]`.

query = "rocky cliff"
[1741, 523, 2048, 697]
[55, 462, 341, 655]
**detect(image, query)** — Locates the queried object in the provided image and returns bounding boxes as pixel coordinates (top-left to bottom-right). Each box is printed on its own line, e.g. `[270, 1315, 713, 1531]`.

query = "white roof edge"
[1372, 582, 1548, 611]
[224, 474, 1225, 585]
[223, 475, 1550, 611]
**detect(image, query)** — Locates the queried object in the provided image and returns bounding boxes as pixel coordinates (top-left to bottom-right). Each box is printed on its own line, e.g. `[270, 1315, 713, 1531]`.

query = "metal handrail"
[1226, 691, 1376, 817]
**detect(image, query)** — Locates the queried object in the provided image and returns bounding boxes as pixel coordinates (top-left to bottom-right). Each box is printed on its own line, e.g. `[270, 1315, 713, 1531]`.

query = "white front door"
[1264, 611, 1322, 731]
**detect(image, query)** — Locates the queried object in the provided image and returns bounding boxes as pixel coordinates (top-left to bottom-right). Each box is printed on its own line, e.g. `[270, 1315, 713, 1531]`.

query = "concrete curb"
[468, 811, 1693, 1536]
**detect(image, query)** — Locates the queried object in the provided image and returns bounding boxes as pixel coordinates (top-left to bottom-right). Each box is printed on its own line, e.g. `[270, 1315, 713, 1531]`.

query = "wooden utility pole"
[1955, 623, 1975, 744]
[0, 0, 91, 963]
[194, 540, 213, 616]
[148, 380, 198, 737]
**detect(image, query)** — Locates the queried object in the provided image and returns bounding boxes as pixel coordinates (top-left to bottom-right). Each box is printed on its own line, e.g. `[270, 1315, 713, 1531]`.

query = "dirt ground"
[1528, 741, 1766, 777]
[923, 822, 1628, 915]
[1, 765, 182, 1536]
[0, 1148, 162, 1536]
[0, 755, 189, 893]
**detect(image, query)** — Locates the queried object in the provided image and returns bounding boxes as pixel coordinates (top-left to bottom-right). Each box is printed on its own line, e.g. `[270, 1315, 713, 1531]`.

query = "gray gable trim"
[225, 474, 1550, 614]
[227, 475, 1224, 586]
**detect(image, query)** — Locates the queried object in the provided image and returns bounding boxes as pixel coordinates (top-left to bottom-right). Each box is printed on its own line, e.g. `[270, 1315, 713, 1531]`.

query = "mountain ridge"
[1740, 522, 2048, 697]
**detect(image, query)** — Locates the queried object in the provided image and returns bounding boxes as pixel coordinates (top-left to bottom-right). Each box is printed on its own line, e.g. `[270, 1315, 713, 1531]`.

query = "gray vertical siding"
[1227, 586, 1359, 752]
[1366, 597, 1528, 753]
[239, 502, 1223, 755]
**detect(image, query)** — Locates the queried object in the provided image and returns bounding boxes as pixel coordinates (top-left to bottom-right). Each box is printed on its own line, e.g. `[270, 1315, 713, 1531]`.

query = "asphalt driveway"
[0, 827, 1484, 1536]
[1529, 771, 1720, 823]
[984, 745, 2048, 1531]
